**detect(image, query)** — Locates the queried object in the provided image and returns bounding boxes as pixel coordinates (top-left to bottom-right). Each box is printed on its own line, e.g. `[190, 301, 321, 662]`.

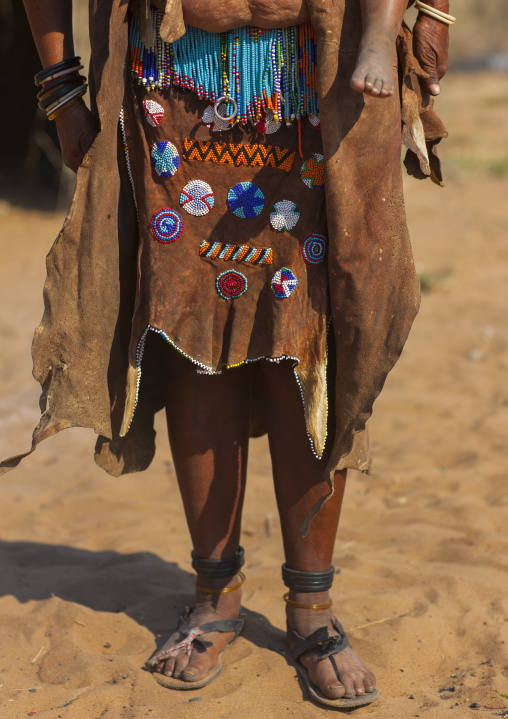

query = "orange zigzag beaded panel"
[182, 139, 295, 173]
[199, 240, 273, 265]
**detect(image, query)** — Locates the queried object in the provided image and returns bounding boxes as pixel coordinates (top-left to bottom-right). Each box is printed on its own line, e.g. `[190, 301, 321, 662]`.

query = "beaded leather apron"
[122, 13, 330, 456]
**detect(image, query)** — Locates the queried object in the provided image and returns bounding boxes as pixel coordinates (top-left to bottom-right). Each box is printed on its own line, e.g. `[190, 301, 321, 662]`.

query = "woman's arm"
[23, 0, 98, 172]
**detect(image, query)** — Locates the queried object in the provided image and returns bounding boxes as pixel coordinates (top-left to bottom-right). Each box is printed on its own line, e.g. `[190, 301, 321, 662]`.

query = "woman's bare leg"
[260, 361, 376, 700]
[351, 0, 408, 97]
[151, 342, 251, 682]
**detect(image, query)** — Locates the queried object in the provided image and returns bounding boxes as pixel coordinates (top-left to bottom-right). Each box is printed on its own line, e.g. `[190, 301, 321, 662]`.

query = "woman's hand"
[55, 99, 98, 173]
[412, 12, 449, 95]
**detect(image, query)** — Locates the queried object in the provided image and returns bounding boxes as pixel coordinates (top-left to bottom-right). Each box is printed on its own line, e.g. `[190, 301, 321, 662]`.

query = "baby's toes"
[379, 78, 395, 96]
[371, 77, 384, 95]
[350, 72, 366, 93]
[364, 73, 377, 92]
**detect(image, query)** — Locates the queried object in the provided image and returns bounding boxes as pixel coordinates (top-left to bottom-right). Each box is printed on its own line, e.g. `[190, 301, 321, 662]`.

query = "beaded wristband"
[34, 56, 82, 86]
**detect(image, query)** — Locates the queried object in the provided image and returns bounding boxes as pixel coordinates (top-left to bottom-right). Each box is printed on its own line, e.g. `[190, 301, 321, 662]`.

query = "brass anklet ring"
[283, 592, 333, 610]
[196, 571, 246, 595]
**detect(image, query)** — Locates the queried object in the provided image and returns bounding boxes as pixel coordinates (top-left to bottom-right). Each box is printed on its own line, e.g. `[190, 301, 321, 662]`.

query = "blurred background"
[0, 4, 507, 718]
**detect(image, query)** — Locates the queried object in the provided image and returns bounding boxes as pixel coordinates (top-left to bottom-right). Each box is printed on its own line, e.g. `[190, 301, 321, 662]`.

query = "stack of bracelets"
[414, 1, 456, 25]
[35, 56, 88, 121]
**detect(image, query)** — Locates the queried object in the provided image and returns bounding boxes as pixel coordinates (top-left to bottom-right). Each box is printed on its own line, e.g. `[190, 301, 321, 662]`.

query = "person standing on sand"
[12, 0, 451, 708]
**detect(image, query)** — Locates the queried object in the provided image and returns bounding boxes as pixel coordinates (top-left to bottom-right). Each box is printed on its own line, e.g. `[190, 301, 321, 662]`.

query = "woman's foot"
[150, 575, 243, 683]
[350, 30, 396, 97]
[286, 590, 376, 700]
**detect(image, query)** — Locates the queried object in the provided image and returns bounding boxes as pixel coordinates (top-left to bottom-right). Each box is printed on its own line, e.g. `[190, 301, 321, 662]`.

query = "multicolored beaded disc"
[271, 267, 298, 298]
[301, 153, 325, 189]
[302, 234, 327, 264]
[227, 182, 265, 219]
[150, 208, 184, 243]
[180, 180, 215, 216]
[143, 99, 164, 127]
[151, 141, 180, 178]
[255, 111, 281, 135]
[270, 200, 300, 232]
[216, 270, 248, 299]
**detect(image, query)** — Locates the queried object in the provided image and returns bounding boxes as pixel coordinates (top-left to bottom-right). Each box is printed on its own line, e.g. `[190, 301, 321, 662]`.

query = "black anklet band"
[281, 564, 335, 592]
[191, 546, 245, 578]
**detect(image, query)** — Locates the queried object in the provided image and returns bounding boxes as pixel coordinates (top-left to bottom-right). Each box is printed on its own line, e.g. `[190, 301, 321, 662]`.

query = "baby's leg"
[351, 0, 408, 97]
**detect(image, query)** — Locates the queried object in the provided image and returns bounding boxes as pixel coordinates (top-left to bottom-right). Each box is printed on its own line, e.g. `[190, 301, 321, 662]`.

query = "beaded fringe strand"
[129, 10, 319, 126]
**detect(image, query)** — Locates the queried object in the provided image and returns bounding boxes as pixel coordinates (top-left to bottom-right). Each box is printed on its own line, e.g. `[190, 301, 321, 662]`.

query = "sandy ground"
[0, 74, 507, 719]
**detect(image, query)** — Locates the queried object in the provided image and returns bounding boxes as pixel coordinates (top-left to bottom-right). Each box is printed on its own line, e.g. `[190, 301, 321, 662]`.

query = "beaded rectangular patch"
[199, 240, 273, 265]
[183, 139, 295, 173]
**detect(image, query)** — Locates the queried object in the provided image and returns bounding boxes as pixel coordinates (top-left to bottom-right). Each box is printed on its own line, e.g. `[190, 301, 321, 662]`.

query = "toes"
[162, 658, 176, 677]
[323, 680, 347, 699]
[379, 79, 395, 97]
[365, 670, 377, 694]
[339, 676, 357, 699]
[303, 656, 346, 699]
[173, 651, 190, 677]
[179, 650, 215, 682]
[350, 73, 366, 93]
[364, 73, 377, 93]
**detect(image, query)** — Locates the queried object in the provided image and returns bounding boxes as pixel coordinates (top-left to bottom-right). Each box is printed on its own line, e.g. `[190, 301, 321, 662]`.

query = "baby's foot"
[286, 591, 376, 700]
[350, 31, 395, 98]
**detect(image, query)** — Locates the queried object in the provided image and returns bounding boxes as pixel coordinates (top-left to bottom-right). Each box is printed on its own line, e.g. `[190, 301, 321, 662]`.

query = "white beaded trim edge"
[119, 107, 139, 219]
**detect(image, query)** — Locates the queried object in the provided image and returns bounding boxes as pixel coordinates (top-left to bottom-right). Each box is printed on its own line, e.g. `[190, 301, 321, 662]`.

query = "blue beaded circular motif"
[227, 182, 265, 219]
[151, 208, 184, 243]
[151, 141, 180, 178]
[302, 234, 327, 264]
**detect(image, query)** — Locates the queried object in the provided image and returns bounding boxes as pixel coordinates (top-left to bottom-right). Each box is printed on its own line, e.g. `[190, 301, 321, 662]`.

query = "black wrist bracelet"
[37, 73, 86, 100]
[34, 56, 81, 86]
[38, 77, 86, 110]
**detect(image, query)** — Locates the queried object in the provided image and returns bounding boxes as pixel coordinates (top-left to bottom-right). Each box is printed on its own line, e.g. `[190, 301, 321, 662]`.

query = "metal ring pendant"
[214, 95, 238, 123]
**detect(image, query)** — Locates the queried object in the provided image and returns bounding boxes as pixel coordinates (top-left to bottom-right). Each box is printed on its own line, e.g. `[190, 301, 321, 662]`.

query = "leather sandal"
[282, 564, 380, 708]
[147, 547, 246, 689]
[147, 605, 246, 689]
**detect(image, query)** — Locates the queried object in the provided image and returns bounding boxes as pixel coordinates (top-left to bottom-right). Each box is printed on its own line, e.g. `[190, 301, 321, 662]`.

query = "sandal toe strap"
[147, 609, 246, 666]
[288, 617, 350, 662]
